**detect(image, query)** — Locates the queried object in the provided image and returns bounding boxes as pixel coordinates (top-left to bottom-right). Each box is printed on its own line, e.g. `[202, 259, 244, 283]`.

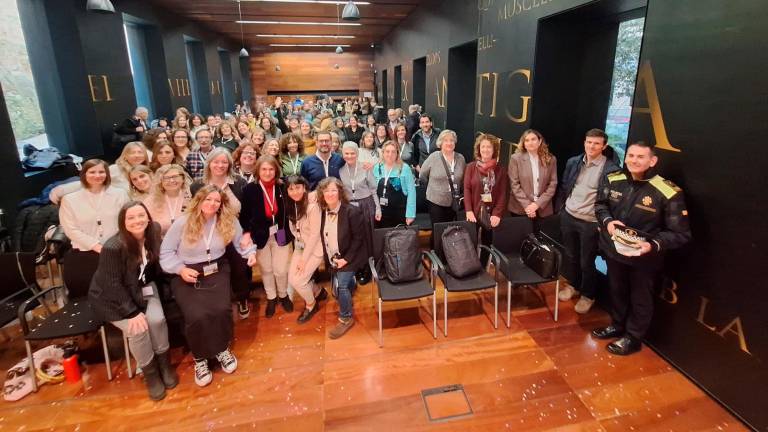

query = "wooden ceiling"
[148, 0, 420, 52]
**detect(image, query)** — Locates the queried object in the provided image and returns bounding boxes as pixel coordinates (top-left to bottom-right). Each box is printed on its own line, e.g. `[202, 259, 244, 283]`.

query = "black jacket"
[405, 112, 420, 141]
[320, 203, 367, 273]
[411, 128, 442, 167]
[239, 182, 294, 249]
[88, 223, 161, 322]
[595, 168, 692, 269]
[555, 153, 620, 212]
[344, 126, 364, 145]
[114, 116, 146, 141]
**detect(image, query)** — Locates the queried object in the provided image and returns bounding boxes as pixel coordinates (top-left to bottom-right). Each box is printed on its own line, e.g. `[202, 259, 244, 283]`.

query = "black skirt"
[171, 257, 232, 359]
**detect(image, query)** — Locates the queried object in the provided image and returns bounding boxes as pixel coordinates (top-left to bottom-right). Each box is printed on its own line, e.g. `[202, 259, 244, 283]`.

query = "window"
[605, 17, 645, 164]
[0, 0, 49, 159]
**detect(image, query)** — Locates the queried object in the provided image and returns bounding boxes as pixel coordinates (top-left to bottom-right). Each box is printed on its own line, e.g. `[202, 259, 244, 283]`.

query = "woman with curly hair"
[160, 184, 256, 387]
[278, 132, 304, 178]
[143, 164, 192, 236]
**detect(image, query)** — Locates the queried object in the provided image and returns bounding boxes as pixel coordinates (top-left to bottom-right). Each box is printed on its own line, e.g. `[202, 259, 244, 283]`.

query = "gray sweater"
[419, 151, 466, 207]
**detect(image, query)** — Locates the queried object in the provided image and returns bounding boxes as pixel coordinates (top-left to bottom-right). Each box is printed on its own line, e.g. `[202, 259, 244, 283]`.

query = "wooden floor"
[0, 271, 747, 431]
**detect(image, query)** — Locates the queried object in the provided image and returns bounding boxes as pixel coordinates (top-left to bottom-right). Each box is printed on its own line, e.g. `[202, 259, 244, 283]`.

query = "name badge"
[141, 283, 154, 297]
[269, 224, 279, 236]
[481, 193, 493, 203]
[380, 197, 388, 206]
[350, 201, 360, 207]
[295, 240, 305, 250]
[203, 262, 219, 277]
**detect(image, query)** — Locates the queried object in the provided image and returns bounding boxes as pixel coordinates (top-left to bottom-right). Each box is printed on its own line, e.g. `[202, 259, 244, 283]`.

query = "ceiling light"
[256, 34, 355, 38]
[237, 0, 249, 57]
[335, 45, 343, 54]
[242, 1, 370, 4]
[342, 1, 360, 21]
[269, 44, 351, 47]
[238, 20, 361, 26]
[86, 0, 115, 13]
[240, 48, 250, 57]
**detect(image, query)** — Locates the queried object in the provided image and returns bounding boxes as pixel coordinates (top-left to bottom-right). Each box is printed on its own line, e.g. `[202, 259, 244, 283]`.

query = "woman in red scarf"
[463, 133, 510, 265]
[239, 155, 294, 318]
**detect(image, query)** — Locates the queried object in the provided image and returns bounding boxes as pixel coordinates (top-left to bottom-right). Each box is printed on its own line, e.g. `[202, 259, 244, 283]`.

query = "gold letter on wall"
[435, 76, 447, 108]
[633, 61, 681, 152]
[87, 75, 114, 102]
[505, 69, 530, 123]
[402, 80, 409, 102]
[476, 72, 499, 117]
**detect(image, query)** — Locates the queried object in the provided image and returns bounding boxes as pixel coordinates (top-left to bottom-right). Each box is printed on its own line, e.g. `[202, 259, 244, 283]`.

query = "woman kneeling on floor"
[88, 201, 177, 401]
[160, 185, 257, 387]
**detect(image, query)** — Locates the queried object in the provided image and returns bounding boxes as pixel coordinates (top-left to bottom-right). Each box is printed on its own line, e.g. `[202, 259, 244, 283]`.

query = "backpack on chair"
[380, 226, 422, 283]
[441, 225, 482, 278]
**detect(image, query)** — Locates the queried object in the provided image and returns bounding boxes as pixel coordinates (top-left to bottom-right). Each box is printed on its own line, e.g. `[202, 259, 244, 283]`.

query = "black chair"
[490, 217, 562, 327]
[368, 226, 437, 347]
[17, 251, 127, 392]
[0, 253, 43, 332]
[429, 221, 500, 336]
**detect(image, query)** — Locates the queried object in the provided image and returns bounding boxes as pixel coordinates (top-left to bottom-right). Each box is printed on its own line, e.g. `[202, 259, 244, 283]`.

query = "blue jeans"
[333, 271, 357, 320]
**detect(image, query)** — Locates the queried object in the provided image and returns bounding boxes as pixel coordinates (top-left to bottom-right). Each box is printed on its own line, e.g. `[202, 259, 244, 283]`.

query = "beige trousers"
[256, 236, 292, 299]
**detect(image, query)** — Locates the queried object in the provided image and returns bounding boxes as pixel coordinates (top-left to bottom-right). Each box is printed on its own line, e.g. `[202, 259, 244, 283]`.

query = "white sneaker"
[194, 358, 212, 387]
[558, 286, 576, 301]
[216, 349, 238, 374]
[574, 296, 595, 314]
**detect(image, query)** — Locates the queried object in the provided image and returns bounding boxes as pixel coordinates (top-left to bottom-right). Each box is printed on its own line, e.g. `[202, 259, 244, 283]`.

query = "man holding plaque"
[591, 141, 692, 355]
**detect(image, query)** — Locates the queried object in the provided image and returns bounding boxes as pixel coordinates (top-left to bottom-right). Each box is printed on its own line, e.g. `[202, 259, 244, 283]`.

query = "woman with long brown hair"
[160, 185, 256, 387]
[508, 129, 558, 219]
[150, 140, 184, 171]
[89, 201, 176, 401]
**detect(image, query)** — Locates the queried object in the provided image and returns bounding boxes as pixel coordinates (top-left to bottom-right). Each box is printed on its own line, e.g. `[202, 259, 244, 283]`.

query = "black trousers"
[428, 201, 456, 226]
[560, 211, 600, 299]
[226, 244, 251, 303]
[606, 258, 659, 339]
[479, 225, 493, 267]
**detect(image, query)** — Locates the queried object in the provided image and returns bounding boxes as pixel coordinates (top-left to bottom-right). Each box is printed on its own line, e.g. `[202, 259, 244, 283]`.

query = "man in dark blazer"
[410, 114, 441, 172]
[318, 177, 367, 339]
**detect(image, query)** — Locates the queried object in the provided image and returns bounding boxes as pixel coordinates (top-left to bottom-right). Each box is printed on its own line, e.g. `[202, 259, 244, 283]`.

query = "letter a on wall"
[632, 61, 681, 153]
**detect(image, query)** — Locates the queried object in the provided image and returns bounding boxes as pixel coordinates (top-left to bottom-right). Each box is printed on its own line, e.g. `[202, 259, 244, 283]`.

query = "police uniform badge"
[642, 196, 652, 206]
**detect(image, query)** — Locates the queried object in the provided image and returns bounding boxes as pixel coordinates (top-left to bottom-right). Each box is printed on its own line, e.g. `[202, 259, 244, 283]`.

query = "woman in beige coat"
[508, 129, 558, 218]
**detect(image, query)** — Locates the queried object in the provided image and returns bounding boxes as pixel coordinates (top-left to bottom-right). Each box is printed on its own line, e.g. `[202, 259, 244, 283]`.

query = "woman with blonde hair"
[214, 122, 240, 153]
[508, 129, 558, 219]
[299, 120, 317, 155]
[143, 164, 192, 236]
[262, 138, 280, 158]
[110, 142, 150, 191]
[160, 184, 256, 387]
[128, 165, 154, 201]
[373, 141, 417, 227]
[172, 115, 189, 131]
[190, 148, 247, 214]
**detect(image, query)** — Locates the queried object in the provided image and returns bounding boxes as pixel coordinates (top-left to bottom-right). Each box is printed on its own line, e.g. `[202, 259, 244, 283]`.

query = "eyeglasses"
[242, 151, 258, 156]
[162, 174, 183, 182]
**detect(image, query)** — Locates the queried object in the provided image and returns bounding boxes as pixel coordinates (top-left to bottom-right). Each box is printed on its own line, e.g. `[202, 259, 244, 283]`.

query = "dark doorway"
[184, 37, 210, 114]
[393, 65, 402, 110]
[381, 69, 388, 110]
[446, 41, 478, 160]
[413, 57, 426, 111]
[531, 0, 647, 174]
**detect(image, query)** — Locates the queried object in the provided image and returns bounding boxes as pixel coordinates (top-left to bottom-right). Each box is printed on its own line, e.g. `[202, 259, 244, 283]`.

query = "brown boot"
[328, 317, 354, 339]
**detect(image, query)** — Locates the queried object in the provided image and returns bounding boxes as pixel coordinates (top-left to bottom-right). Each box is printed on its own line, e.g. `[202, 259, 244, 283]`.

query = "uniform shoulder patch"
[607, 171, 627, 183]
[649, 175, 679, 199]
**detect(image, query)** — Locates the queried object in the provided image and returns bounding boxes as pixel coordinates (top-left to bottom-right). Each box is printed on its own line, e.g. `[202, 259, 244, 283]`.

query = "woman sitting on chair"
[89, 201, 177, 401]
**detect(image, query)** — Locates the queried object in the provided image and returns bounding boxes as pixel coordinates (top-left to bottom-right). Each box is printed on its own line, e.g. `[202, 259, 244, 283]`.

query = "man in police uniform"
[591, 141, 691, 355]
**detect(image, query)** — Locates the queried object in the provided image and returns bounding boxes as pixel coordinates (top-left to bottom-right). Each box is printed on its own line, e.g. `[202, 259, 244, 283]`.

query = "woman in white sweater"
[59, 159, 130, 253]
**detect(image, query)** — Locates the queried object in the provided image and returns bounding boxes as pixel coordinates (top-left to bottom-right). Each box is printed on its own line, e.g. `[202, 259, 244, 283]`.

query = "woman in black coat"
[88, 201, 177, 401]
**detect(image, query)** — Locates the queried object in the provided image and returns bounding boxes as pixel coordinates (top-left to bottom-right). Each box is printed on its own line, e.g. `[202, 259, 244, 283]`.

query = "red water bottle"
[62, 352, 81, 383]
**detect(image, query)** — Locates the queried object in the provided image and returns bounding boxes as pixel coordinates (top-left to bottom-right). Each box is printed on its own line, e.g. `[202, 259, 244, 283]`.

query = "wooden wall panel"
[249, 51, 374, 99]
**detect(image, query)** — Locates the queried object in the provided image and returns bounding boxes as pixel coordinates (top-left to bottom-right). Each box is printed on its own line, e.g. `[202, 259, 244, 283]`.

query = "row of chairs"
[368, 217, 561, 346]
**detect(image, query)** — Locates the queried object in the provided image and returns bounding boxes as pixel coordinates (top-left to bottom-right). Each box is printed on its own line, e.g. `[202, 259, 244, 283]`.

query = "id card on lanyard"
[293, 206, 305, 249]
[139, 246, 155, 296]
[346, 164, 360, 206]
[380, 166, 395, 206]
[260, 181, 279, 235]
[203, 215, 218, 276]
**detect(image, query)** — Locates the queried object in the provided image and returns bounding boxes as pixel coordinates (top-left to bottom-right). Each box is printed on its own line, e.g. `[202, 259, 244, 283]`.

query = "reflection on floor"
[0, 271, 746, 431]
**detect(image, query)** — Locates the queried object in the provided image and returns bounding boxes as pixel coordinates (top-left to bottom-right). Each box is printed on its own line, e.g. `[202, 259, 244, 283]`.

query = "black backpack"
[380, 226, 422, 283]
[12, 204, 59, 253]
[441, 225, 482, 278]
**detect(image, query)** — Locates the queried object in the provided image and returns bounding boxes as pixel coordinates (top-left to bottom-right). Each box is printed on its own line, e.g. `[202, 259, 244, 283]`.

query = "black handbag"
[439, 155, 463, 212]
[520, 233, 560, 279]
[477, 204, 493, 231]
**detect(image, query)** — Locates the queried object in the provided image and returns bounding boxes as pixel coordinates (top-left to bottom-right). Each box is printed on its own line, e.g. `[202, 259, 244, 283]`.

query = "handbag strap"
[439, 155, 457, 197]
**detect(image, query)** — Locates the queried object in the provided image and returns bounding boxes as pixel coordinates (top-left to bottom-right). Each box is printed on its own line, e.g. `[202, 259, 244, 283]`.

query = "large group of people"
[51, 96, 691, 401]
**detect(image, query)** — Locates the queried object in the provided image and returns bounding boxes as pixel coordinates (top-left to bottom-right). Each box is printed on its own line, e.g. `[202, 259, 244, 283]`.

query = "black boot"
[155, 351, 179, 389]
[142, 357, 167, 401]
[279, 295, 294, 313]
[266, 298, 278, 318]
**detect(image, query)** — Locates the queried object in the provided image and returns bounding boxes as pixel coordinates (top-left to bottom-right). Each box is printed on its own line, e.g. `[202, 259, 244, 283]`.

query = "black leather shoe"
[591, 325, 623, 340]
[606, 335, 642, 356]
[279, 295, 294, 313]
[265, 298, 278, 318]
[297, 303, 319, 324]
[315, 288, 328, 302]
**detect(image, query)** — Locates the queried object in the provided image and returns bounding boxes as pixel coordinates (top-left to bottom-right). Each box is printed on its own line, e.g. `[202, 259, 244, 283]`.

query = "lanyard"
[399, 142, 407, 158]
[260, 181, 277, 224]
[88, 190, 105, 239]
[294, 205, 302, 242]
[321, 157, 330, 178]
[381, 165, 395, 198]
[443, 155, 457, 184]
[289, 154, 300, 173]
[204, 215, 217, 263]
[346, 164, 358, 197]
[165, 194, 181, 224]
[138, 245, 148, 284]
